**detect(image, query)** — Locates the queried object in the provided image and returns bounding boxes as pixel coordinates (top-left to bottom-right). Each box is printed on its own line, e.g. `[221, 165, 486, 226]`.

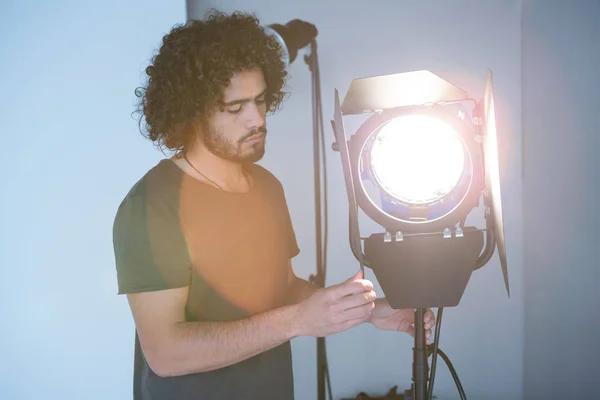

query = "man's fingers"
[404, 326, 432, 344]
[330, 279, 374, 298]
[424, 309, 435, 325]
[425, 313, 435, 329]
[338, 314, 369, 332]
[338, 290, 376, 310]
[342, 302, 375, 321]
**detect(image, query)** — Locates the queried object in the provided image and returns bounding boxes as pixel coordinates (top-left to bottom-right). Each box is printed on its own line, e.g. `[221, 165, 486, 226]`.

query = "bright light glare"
[369, 115, 466, 204]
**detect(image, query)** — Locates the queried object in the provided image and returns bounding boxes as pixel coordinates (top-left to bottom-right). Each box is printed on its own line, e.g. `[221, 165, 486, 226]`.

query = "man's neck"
[174, 147, 251, 193]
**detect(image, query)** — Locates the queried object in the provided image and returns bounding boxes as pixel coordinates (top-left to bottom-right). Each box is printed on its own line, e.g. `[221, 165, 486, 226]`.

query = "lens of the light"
[369, 114, 466, 204]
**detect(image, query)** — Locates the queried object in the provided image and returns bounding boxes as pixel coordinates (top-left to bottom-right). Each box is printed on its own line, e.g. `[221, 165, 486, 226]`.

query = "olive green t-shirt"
[112, 158, 299, 400]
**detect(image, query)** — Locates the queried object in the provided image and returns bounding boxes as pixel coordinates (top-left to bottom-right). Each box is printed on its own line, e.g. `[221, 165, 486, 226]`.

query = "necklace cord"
[183, 155, 224, 190]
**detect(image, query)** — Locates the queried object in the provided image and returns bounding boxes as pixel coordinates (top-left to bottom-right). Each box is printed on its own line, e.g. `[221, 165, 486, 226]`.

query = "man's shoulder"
[114, 159, 181, 222]
[121, 158, 179, 200]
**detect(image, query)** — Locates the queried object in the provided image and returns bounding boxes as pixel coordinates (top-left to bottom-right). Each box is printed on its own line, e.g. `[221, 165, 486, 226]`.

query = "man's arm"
[127, 287, 300, 378]
[127, 264, 375, 378]
[286, 260, 320, 304]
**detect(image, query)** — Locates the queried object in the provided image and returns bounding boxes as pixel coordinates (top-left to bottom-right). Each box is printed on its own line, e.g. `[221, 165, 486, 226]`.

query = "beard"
[202, 122, 267, 164]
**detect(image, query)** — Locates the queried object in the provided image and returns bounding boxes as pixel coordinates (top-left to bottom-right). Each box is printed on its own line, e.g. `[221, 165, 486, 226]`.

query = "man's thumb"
[345, 269, 363, 282]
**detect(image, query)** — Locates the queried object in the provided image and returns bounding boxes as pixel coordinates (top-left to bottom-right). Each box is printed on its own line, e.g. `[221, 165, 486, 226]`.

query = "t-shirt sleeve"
[112, 194, 191, 294]
[276, 183, 300, 259]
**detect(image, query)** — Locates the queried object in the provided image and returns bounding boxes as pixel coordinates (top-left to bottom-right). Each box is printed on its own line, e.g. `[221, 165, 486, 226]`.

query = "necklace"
[183, 155, 224, 191]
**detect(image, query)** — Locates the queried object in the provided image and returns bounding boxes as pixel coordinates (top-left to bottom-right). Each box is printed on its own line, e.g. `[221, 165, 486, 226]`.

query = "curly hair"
[134, 10, 288, 155]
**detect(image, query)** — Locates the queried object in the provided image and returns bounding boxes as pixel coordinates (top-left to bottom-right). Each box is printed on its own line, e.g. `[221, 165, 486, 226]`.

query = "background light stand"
[304, 39, 332, 400]
[266, 19, 332, 400]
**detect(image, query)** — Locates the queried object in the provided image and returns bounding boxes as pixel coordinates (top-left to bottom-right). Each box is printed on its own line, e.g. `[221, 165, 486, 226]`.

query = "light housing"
[264, 19, 318, 66]
[331, 69, 509, 309]
[348, 104, 485, 235]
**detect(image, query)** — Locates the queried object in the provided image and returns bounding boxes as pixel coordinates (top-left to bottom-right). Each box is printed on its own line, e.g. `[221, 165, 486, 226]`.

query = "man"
[112, 10, 434, 400]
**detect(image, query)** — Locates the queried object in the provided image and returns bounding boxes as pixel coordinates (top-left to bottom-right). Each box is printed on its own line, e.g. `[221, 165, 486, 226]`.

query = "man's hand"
[294, 270, 376, 337]
[369, 298, 435, 343]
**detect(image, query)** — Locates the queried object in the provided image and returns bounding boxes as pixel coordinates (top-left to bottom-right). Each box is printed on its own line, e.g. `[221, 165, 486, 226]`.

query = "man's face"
[201, 67, 268, 163]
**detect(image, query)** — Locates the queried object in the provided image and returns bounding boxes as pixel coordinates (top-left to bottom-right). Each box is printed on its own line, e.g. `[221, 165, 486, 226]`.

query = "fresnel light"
[331, 69, 510, 400]
[265, 18, 510, 399]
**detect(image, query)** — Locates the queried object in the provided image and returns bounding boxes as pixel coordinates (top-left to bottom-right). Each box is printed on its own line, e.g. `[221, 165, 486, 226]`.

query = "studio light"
[264, 19, 318, 66]
[331, 69, 510, 400]
[266, 18, 510, 399]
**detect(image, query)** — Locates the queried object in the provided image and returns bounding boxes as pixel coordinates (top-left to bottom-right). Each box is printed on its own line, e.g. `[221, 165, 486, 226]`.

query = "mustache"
[239, 126, 267, 142]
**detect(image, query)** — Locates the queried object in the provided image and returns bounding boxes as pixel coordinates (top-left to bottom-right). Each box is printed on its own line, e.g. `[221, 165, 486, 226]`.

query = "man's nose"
[245, 102, 265, 129]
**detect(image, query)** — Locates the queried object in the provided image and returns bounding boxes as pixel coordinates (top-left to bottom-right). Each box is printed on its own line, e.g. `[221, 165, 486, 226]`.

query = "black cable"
[431, 348, 467, 400]
[425, 308, 468, 400]
[324, 350, 333, 400]
[427, 343, 467, 400]
[427, 307, 443, 400]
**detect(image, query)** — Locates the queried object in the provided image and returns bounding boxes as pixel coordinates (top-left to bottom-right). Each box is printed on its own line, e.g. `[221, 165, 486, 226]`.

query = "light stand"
[266, 19, 332, 400]
[305, 39, 331, 400]
[331, 70, 509, 400]
[269, 20, 509, 399]
[413, 307, 428, 399]
[363, 226, 494, 399]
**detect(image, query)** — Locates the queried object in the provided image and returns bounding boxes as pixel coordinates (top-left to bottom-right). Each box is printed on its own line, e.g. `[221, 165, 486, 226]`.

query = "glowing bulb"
[369, 115, 466, 204]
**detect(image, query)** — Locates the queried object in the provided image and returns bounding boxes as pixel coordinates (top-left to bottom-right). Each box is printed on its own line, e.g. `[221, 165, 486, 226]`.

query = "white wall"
[522, 1, 600, 398]
[0, 1, 186, 399]
[187, 2, 524, 400]
[0, 0, 524, 398]
[5, 0, 599, 398]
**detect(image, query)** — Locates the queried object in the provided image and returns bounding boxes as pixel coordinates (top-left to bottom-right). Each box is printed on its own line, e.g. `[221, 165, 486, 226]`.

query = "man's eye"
[227, 106, 242, 114]
[256, 97, 266, 104]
